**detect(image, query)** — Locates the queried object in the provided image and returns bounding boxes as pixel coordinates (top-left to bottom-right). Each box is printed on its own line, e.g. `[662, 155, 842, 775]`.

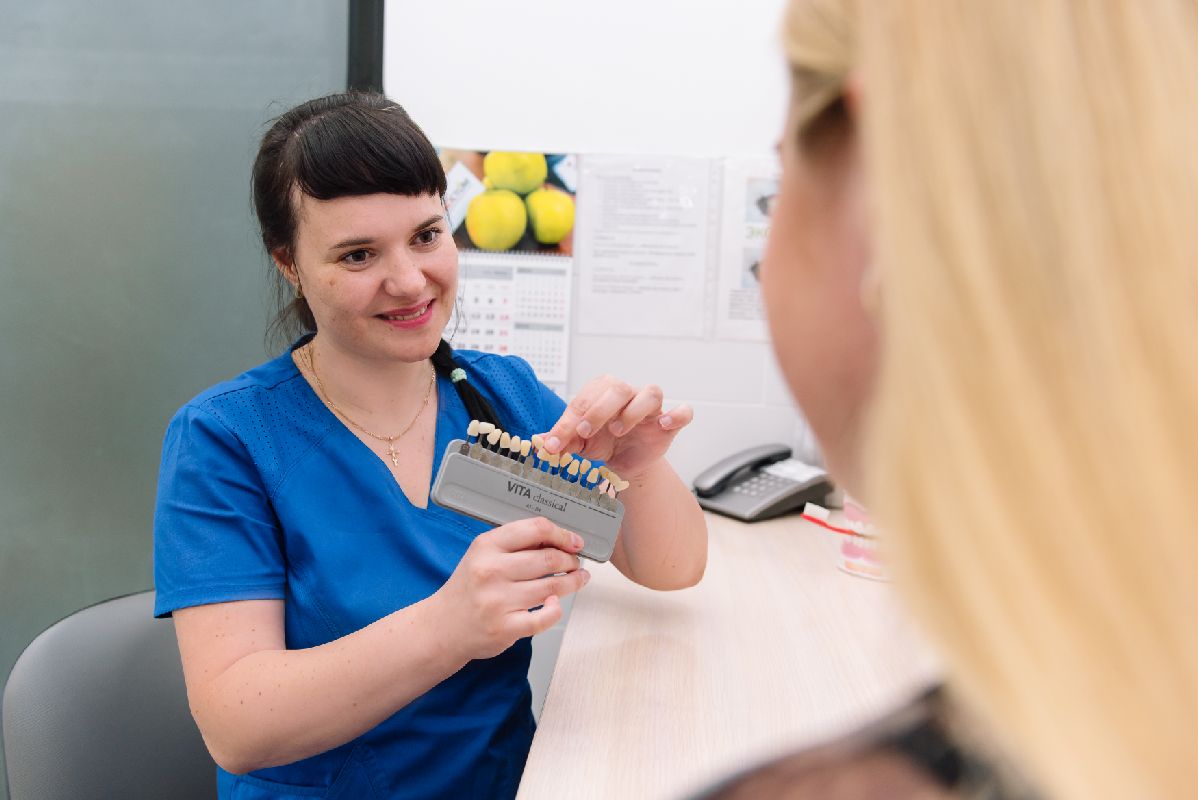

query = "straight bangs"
[287, 105, 447, 202]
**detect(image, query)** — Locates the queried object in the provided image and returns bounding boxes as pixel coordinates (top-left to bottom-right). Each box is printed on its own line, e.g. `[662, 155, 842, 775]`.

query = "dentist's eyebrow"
[329, 236, 374, 252]
[412, 214, 444, 231]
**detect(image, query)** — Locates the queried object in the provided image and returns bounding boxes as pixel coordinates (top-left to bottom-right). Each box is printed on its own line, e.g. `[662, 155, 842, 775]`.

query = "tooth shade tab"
[559, 453, 574, 468]
[579, 459, 592, 474]
[598, 466, 611, 480]
[487, 430, 501, 447]
[548, 453, 561, 467]
[531, 434, 544, 449]
[587, 467, 601, 484]
[499, 431, 512, 450]
[520, 441, 532, 457]
[467, 420, 480, 438]
[567, 460, 580, 477]
[478, 422, 495, 436]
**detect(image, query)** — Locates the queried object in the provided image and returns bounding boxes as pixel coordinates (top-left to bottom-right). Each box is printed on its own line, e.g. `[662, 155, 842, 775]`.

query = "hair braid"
[430, 339, 502, 429]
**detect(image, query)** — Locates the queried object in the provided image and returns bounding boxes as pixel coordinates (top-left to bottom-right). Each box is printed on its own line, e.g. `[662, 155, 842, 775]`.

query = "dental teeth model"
[430, 420, 627, 562]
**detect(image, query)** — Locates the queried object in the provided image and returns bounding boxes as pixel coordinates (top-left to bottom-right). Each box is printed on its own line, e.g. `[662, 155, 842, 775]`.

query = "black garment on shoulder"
[690, 686, 1041, 800]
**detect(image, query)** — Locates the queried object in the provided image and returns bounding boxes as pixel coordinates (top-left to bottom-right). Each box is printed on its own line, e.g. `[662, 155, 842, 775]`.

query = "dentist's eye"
[414, 227, 442, 247]
[341, 249, 371, 266]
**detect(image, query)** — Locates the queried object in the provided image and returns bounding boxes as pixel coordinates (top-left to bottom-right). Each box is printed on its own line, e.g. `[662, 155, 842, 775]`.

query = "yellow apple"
[524, 187, 575, 245]
[483, 152, 548, 195]
[465, 189, 527, 251]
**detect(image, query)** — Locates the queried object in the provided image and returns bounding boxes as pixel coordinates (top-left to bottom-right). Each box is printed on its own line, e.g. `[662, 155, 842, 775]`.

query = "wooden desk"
[518, 512, 941, 799]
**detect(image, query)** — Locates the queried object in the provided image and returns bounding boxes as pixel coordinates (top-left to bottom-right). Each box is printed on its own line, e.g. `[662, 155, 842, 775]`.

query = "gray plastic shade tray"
[431, 439, 623, 562]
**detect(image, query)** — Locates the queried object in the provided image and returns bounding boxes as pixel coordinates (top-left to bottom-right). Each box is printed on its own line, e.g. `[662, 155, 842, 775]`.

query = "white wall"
[384, 0, 789, 158]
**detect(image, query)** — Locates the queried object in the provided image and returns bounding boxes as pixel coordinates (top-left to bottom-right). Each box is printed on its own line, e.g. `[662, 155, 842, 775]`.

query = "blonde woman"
[702, 1, 1198, 798]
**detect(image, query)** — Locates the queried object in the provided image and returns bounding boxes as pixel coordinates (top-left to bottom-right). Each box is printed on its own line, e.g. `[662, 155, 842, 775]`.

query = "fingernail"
[659, 415, 673, 428]
[577, 420, 593, 438]
[609, 420, 624, 436]
[580, 569, 591, 584]
[572, 533, 584, 549]
[546, 436, 561, 452]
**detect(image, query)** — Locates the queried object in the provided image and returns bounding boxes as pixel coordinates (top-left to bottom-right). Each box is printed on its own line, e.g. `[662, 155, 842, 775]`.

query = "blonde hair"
[784, 2, 1198, 798]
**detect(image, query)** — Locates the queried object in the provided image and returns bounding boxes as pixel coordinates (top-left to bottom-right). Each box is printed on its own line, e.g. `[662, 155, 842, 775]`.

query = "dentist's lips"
[377, 299, 435, 329]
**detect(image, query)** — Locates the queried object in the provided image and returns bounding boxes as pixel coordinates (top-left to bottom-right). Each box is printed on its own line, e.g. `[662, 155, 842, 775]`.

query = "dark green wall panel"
[0, 4, 348, 795]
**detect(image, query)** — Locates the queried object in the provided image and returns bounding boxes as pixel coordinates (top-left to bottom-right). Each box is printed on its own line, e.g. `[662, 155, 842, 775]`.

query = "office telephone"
[693, 443, 832, 523]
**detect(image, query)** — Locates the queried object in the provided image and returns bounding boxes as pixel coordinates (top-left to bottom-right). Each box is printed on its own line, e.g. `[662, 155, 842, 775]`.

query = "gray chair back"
[2, 591, 216, 800]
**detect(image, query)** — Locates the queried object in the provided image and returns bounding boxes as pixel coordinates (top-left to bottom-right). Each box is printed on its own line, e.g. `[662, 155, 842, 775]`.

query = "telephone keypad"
[733, 473, 794, 498]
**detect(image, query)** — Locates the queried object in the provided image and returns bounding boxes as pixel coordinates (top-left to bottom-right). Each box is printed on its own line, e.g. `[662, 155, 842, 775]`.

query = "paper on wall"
[574, 155, 712, 338]
[713, 156, 779, 341]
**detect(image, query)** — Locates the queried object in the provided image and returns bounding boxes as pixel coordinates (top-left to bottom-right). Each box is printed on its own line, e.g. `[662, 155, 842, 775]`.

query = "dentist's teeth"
[382, 303, 430, 321]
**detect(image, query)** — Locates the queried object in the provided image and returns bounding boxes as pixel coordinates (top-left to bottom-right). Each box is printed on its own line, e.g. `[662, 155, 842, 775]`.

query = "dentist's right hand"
[434, 516, 590, 660]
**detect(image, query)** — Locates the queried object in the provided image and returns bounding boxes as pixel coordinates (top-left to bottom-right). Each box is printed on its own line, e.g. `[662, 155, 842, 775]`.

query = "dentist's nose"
[382, 256, 426, 298]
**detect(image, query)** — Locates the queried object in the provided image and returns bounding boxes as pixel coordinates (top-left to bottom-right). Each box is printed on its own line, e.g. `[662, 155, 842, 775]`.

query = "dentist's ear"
[272, 248, 302, 297]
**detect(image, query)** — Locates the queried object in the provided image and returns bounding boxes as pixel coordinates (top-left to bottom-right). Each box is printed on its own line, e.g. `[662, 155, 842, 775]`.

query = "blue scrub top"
[153, 338, 567, 800]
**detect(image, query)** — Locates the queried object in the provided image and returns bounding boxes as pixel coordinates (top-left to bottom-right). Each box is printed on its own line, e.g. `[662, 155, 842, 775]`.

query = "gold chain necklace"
[302, 342, 435, 468]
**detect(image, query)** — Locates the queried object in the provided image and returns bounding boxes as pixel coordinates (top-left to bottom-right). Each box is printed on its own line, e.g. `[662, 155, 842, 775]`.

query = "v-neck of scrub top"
[287, 338, 456, 514]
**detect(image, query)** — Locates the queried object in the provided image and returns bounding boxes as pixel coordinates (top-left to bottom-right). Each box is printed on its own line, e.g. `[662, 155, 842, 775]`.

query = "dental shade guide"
[431, 424, 624, 562]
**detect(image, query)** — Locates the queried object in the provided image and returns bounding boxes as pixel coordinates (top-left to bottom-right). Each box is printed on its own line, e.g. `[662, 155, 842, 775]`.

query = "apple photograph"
[440, 149, 578, 257]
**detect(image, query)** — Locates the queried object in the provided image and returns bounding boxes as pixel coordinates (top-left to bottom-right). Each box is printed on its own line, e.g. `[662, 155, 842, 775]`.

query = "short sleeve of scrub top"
[153, 341, 569, 800]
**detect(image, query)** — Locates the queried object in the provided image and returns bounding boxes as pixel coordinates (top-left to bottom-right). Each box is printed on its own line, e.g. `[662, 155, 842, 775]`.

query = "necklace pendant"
[387, 441, 400, 467]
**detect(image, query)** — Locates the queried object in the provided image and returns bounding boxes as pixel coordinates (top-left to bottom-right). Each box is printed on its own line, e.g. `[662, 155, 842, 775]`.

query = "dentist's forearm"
[609, 458, 708, 589]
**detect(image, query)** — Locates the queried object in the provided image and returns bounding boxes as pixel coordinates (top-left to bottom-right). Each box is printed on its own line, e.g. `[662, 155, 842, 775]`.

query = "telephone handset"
[693, 443, 832, 523]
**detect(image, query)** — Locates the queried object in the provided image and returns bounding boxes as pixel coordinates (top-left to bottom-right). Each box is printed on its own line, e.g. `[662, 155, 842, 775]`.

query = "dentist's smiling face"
[280, 192, 457, 364]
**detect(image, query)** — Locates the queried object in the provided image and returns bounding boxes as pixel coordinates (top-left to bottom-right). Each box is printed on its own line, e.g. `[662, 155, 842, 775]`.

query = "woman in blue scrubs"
[153, 92, 707, 799]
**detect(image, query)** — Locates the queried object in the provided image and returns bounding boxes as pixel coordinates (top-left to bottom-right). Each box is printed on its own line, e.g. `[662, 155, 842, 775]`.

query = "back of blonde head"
[784, 2, 1198, 798]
